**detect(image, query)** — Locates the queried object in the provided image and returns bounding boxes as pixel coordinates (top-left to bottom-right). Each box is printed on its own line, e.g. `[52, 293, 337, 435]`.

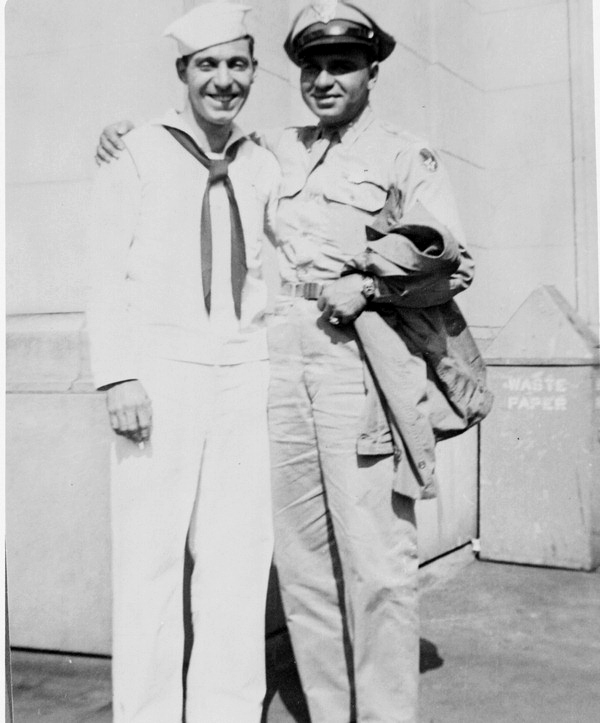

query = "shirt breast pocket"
[324, 168, 387, 213]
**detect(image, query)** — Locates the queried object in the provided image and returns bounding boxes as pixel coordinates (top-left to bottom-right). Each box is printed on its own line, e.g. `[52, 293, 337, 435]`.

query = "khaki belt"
[280, 281, 327, 300]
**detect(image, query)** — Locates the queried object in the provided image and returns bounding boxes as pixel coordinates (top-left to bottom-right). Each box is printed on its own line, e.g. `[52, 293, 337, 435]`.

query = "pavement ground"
[9, 555, 600, 722]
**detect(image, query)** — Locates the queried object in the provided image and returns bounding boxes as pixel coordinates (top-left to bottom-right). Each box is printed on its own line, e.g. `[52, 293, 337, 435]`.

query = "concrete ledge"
[7, 312, 94, 392]
[6, 392, 112, 654]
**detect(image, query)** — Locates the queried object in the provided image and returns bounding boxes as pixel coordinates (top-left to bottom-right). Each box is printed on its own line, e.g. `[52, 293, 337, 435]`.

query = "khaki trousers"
[268, 300, 419, 723]
[110, 358, 273, 723]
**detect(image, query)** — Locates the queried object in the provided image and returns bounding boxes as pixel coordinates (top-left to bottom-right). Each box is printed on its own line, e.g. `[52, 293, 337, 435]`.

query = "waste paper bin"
[480, 286, 600, 570]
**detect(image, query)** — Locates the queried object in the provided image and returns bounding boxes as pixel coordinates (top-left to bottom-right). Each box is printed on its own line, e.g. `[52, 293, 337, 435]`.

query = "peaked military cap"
[284, 0, 396, 66]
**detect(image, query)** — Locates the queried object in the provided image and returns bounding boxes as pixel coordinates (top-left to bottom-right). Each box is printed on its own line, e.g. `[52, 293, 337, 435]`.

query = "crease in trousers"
[268, 298, 419, 723]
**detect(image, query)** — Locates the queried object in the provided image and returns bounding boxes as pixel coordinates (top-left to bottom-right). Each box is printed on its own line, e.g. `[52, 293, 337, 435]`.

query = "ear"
[367, 61, 379, 90]
[176, 57, 188, 84]
[250, 58, 258, 83]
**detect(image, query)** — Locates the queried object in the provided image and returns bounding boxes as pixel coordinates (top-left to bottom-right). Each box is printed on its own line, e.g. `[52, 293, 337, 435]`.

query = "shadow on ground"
[262, 629, 310, 723]
[10, 561, 600, 722]
[261, 630, 443, 722]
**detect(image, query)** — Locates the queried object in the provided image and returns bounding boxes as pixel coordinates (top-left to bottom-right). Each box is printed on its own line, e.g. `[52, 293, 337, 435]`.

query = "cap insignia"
[419, 148, 438, 172]
[311, 0, 338, 23]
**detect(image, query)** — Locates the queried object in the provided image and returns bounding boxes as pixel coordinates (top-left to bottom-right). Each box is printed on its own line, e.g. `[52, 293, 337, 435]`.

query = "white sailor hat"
[164, 1, 252, 57]
[284, 0, 396, 66]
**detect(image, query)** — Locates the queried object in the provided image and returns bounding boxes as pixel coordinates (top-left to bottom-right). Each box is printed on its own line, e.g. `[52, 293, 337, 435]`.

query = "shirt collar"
[317, 104, 374, 146]
[154, 106, 247, 155]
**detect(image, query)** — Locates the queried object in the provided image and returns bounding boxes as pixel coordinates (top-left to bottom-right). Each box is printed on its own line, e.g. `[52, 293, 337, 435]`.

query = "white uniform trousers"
[109, 357, 273, 723]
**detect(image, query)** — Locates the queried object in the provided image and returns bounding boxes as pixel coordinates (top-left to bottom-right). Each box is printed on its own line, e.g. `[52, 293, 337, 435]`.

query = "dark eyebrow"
[193, 55, 250, 65]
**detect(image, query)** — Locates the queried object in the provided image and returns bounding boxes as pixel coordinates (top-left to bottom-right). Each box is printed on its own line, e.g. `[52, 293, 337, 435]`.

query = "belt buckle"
[304, 282, 321, 300]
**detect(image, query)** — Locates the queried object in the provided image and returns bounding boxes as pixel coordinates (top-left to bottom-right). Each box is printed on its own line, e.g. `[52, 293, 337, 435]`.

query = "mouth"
[207, 93, 239, 105]
[311, 94, 340, 106]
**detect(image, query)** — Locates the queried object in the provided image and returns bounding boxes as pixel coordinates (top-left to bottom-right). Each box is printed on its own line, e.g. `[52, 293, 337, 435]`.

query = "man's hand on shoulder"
[104, 379, 152, 445]
[317, 274, 368, 326]
[95, 120, 135, 165]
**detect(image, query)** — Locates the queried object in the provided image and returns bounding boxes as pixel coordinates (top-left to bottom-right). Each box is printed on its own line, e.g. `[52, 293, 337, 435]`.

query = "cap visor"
[298, 37, 374, 56]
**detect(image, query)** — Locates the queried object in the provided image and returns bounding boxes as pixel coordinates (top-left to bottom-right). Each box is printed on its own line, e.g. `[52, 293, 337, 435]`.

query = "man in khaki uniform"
[264, 5, 473, 721]
[96, 2, 474, 720]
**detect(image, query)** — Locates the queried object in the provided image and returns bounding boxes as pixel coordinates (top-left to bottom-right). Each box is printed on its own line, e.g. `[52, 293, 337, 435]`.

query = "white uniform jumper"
[87, 108, 280, 723]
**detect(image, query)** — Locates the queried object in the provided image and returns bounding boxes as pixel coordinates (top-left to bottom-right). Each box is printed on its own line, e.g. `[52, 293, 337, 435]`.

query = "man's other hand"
[317, 275, 367, 326]
[105, 380, 153, 444]
[95, 120, 135, 165]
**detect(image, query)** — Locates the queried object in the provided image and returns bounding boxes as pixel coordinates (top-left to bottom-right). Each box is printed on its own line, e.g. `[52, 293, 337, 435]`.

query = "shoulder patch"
[419, 148, 438, 172]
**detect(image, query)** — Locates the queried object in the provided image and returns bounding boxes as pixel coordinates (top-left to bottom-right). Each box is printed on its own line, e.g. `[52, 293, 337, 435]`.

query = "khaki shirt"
[261, 105, 472, 294]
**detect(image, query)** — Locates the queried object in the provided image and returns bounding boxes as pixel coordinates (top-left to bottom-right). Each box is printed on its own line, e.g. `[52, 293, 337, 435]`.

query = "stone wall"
[6, 0, 597, 654]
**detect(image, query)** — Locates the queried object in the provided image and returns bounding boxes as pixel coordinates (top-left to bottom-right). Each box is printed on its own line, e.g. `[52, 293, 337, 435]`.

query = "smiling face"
[177, 37, 256, 131]
[299, 46, 378, 128]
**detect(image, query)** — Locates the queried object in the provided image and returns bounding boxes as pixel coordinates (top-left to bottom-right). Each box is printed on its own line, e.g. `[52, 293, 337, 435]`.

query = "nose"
[314, 68, 334, 88]
[215, 62, 233, 88]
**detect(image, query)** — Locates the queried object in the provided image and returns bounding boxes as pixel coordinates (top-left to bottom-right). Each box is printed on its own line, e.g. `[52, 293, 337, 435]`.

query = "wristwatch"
[361, 275, 376, 301]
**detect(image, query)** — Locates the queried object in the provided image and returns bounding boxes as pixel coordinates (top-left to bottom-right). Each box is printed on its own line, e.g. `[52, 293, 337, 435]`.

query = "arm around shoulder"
[95, 119, 136, 164]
